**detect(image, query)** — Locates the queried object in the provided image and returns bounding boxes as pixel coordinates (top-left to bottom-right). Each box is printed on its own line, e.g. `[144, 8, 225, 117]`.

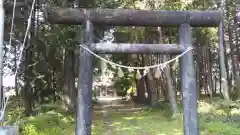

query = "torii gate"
[43, 6, 223, 135]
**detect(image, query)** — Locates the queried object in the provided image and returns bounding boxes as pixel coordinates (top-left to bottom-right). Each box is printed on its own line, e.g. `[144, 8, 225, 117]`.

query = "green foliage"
[113, 73, 135, 97]
[22, 124, 39, 135]
[205, 122, 240, 135]
[114, 77, 132, 91]
[127, 87, 136, 95]
[22, 124, 63, 135]
[213, 99, 240, 117]
[19, 105, 74, 134]
[39, 128, 62, 135]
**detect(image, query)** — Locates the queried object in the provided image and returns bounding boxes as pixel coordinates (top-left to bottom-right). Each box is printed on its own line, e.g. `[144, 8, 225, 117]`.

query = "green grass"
[63, 101, 240, 135]
[92, 109, 184, 135]
[4, 98, 240, 135]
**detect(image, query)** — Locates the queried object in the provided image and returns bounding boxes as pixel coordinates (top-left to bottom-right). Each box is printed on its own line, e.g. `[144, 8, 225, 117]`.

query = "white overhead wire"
[8, 0, 17, 47]
[0, 0, 36, 121]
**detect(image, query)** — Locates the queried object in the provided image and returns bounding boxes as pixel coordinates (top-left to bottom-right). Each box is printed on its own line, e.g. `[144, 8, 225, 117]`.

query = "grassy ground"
[4, 98, 240, 135]
[90, 101, 240, 135]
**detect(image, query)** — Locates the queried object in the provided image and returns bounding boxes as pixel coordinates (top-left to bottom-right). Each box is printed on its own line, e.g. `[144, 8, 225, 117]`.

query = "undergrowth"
[3, 97, 240, 135]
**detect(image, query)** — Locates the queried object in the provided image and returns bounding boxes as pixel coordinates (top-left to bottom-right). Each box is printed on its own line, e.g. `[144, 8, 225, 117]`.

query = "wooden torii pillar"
[43, 6, 223, 135]
[234, 4, 240, 25]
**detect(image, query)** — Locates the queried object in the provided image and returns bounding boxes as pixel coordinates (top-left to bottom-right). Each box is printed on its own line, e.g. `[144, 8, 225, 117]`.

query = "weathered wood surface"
[44, 6, 222, 27]
[92, 43, 184, 54]
[179, 24, 199, 135]
[76, 20, 94, 135]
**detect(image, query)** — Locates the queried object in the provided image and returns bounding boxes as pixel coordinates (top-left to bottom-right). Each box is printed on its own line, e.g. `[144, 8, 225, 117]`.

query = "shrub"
[22, 124, 38, 135]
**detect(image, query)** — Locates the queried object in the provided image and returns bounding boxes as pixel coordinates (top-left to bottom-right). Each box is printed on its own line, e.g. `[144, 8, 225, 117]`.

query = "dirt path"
[92, 96, 149, 135]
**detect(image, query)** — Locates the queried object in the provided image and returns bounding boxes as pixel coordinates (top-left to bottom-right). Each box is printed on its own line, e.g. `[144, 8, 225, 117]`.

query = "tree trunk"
[134, 55, 147, 104]
[199, 47, 204, 96]
[195, 45, 200, 100]
[62, 49, 76, 112]
[161, 74, 169, 102]
[135, 78, 147, 104]
[218, 21, 230, 100]
[236, 75, 240, 98]
[203, 47, 208, 95]
[163, 55, 178, 116]
[145, 68, 157, 106]
[212, 76, 216, 96]
[156, 55, 161, 100]
[228, 24, 238, 99]
[208, 48, 214, 96]
[142, 54, 157, 106]
[22, 0, 34, 115]
[157, 28, 169, 102]
[23, 33, 34, 116]
[52, 70, 57, 102]
[206, 47, 213, 102]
